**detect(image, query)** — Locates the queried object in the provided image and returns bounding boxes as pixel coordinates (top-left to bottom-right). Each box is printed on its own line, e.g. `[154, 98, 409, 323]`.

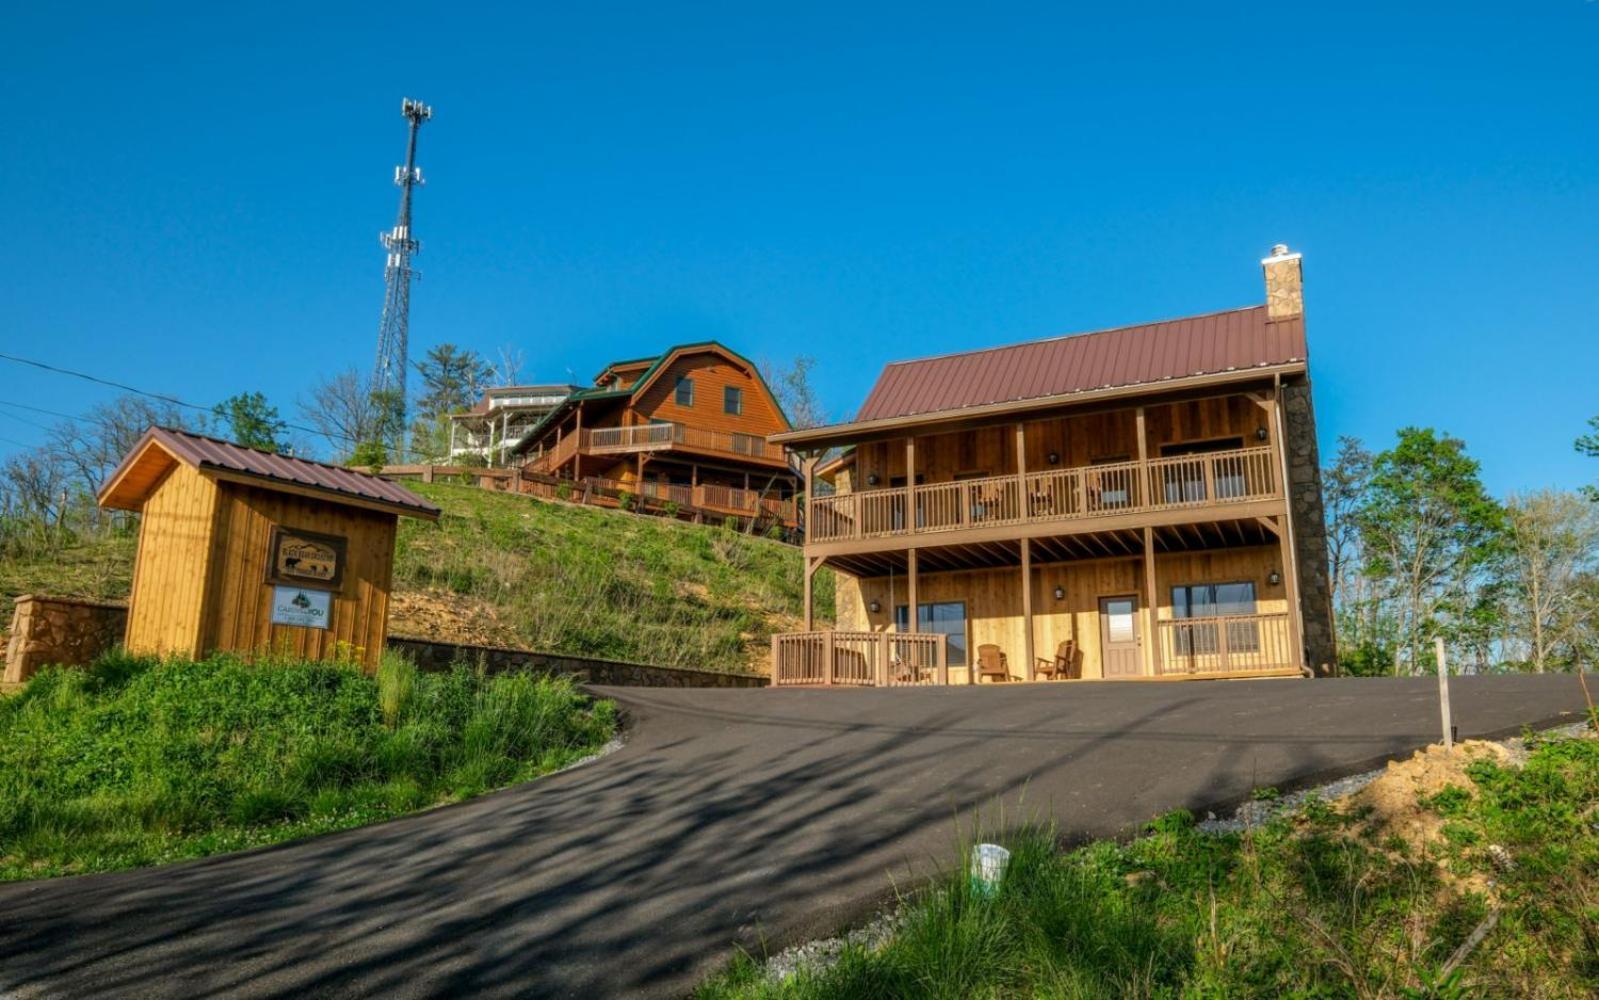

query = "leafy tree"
[1356, 428, 1504, 674]
[413, 344, 493, 423]
[212, 392, 287, 453]
[1576, 416, 1599, 501]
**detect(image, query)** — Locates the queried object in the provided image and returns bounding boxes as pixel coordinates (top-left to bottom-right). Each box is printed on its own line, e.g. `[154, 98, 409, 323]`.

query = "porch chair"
[1035, 639, 1080, 681]
[976, 644, 1016, 683]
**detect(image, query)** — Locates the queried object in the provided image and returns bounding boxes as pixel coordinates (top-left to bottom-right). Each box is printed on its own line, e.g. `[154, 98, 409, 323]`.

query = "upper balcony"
[526, 420, 788, 474]
[808, 445, 1281, 548]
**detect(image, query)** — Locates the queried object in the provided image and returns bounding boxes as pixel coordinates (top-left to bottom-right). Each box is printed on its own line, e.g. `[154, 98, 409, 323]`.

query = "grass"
[0, 650, 617, 881]
[396, 481, 832, 670]
[701, 731, 1599, 999]
[0, 484, 832, 673]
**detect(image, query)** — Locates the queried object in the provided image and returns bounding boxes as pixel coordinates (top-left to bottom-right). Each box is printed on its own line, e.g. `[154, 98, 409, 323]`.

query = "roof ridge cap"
[880, 303, 1267, 369]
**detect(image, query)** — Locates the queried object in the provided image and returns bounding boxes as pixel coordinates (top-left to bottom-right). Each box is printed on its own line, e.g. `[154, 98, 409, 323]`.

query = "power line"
[0, 408, 54, 433]
[0, 353, 359, 445]
[0, 398, 89, 424]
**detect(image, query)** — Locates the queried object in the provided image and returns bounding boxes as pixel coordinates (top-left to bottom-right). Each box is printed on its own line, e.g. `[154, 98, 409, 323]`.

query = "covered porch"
[772, 516, 1307, 686]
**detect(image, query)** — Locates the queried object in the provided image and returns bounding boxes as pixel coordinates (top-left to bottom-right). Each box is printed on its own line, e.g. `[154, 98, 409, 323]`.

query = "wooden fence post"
[1435, 637, 1453, 749]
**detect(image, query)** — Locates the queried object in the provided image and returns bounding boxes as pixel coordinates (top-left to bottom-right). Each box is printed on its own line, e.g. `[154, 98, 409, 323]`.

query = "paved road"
[0, 675, 1589, 999]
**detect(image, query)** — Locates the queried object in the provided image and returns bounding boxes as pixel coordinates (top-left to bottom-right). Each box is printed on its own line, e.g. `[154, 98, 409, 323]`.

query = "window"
[1171, 581, 1258, 654]
[894, 601, 968, 666]
[675, 376, 694, 407]
[1159, 437, 1248, 502]
[723, 386, 742, 415]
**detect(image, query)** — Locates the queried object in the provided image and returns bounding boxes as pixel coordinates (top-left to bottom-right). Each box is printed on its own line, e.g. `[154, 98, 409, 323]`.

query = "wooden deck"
[527, 421, 787, 475]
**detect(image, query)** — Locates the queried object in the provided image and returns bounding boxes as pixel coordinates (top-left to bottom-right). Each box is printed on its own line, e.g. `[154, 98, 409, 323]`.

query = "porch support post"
[907, 548, 919, 638]
[501, 411, 510, 467]
[1021, 537, 1035, 681]
[1135, 405, 1148, 505]
[905, 435, 916, 532]
[573, 407, 583, 481]
[1143, 526, 1161, 677]
[803, 555, 820, 631]
[1270, 381, 1306, 672]
[448, 420, 458, 462]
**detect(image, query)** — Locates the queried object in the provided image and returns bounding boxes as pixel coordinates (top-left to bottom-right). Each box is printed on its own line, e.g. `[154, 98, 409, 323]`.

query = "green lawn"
[0, 651, 616, 880]
[397, 481, 831, 671]
[702, 730, 1599, 999]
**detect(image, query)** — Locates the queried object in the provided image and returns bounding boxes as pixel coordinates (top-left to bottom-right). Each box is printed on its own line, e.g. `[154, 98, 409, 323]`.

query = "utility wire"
[0, 352, 360, 445]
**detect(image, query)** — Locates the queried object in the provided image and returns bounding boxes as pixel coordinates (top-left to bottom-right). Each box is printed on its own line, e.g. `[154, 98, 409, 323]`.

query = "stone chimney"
[1261, 243, 1304, 321]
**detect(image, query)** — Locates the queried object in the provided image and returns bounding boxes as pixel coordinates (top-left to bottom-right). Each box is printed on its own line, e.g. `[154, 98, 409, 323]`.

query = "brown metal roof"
[98, 426, 441, 519]
[854, 305, 1306, 422]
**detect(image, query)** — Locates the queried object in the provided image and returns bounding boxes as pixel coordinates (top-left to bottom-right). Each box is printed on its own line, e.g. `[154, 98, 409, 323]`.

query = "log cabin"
[770, 246, 1336, 685]
[509, 342, 799, 525]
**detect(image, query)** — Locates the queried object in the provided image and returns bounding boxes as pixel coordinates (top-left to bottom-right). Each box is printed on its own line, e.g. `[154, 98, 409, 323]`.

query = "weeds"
[701, 735, 1599, 999]
[0, 650, 616, 880]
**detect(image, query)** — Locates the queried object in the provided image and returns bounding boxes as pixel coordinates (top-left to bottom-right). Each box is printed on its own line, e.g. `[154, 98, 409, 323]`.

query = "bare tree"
[47, 395, 201, 499]
[1503, 490, 1599, 672]
[492, 344, 527, 387]
[761, 355, 827, 429]
[298, 368, 379, 460]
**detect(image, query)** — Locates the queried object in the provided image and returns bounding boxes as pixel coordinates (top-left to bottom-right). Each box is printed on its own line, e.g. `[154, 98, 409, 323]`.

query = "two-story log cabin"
[510, 342, 799, 524]
[770, 246, 1335, 685]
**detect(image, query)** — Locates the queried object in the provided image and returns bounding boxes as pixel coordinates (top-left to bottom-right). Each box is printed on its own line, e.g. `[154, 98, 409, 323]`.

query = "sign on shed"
[97, 427, 440, 670]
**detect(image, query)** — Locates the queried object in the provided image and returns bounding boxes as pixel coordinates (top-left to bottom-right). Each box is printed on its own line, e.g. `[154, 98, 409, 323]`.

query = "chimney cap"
[1262, 243, 1301, 263]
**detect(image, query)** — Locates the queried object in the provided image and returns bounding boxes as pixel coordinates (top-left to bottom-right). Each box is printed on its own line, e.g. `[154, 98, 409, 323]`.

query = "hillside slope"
[1, 483, 831, 673]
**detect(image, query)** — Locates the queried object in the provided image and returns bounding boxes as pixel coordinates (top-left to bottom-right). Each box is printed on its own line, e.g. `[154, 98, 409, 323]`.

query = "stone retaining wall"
[387, 636, 770, 688]
[3, 595, 129, 688]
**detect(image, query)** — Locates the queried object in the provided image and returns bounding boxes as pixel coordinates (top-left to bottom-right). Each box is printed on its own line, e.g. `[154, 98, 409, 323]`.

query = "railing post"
[824, 630, 835, 686]
[877, 633, 890, 687]
[1217, 615, 1231, 674]
[937, 634, 949, 686]
[771, 635, 781, 685]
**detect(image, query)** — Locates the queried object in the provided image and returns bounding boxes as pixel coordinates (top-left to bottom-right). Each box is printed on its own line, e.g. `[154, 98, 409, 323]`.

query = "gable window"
[1170, 581, 1259, 655]
[894, 601, 968, 666]
[675, 376, 694, 407]
[724, 386, 743, 415]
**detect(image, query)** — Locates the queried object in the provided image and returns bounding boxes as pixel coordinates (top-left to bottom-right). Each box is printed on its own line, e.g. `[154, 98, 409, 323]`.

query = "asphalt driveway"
[0, 674, 1589, 998]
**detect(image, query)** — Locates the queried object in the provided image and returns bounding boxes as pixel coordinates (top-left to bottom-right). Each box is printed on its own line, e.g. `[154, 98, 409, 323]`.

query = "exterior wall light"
[1256, 426, 1269, 441]
[1053, 586, 1065, 600]
[1046, 452, 1060, 465]
[868, 599, 882, 613]
[1268, 570, 1282, 586]
[867, 473, 880, 486]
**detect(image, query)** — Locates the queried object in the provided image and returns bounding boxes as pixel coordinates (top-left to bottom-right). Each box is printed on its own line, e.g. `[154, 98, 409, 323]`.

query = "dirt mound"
[388, 588, 524, 649]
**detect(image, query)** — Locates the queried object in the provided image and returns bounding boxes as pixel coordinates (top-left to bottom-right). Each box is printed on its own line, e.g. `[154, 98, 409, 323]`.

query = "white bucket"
[969, 843, 1011, 896]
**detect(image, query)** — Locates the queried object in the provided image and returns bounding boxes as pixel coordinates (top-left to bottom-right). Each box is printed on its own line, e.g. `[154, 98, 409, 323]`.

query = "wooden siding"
[202, 481, 397, 668]
[833, 545, 1286, 681]
[124, 462, 221, 658]
[633, 352, 788, 438]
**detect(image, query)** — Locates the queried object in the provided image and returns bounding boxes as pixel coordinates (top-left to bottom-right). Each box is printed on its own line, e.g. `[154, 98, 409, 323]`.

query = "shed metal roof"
[98, 427, 441, 519]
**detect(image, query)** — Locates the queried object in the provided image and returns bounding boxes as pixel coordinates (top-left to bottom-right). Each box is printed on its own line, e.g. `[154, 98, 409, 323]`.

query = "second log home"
[770, 246, 1335, 685]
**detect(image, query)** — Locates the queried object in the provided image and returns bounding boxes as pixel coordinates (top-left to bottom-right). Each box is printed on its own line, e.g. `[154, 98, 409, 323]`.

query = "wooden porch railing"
[808, 446, 1280, 543]
[581, 476, 798, 524]
[1156, 612, 1296, 676]
[771, 631, 949, 687]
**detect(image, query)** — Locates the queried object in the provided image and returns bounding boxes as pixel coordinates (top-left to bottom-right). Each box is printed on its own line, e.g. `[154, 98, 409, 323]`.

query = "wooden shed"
[98, 427, 440, 670]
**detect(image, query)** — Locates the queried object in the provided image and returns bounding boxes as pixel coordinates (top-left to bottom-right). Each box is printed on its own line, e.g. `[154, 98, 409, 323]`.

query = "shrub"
[617, 490, 634, 511]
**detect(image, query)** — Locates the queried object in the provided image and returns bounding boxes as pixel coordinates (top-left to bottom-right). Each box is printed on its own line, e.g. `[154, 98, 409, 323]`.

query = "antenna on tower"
[371, 97, 432, 460]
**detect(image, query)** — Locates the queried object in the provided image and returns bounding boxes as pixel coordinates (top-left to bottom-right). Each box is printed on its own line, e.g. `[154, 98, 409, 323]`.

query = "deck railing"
[771, 631, 949, 686]
[1156, 612, 1295, 676]
[581, 476, 798, 523]
[580, 422, 786, 461]
[808, 446, 1280, 543]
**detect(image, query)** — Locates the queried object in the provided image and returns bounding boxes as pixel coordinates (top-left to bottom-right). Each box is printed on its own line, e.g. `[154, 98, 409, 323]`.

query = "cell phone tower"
[371, 97, 432, 458]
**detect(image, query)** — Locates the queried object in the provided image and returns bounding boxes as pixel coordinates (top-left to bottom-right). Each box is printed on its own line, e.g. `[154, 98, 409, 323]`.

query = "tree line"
[1327, 426, 1599, 675]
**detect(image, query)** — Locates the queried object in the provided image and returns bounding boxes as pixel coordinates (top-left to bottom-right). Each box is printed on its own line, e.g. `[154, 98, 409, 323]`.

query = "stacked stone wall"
[3, 595, 129, 688]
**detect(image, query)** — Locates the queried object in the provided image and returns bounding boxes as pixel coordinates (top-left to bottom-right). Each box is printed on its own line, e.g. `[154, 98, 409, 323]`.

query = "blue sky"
[2, 2, 1595, 495]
